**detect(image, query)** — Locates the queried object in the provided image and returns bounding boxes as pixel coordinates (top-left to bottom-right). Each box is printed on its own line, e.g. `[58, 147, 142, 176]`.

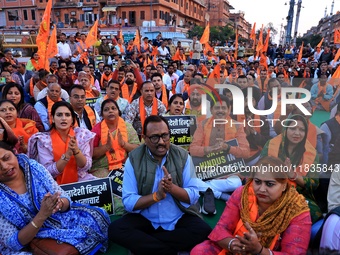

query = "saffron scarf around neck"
[100, 117, 128, 170]
[121, 83, 138, 103]
[51, 128, 78, 184]
[139, 97, 158, 129]
[203, 117, 237, 146]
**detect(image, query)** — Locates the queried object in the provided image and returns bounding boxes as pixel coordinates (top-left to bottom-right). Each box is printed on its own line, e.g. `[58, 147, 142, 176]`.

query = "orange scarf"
[182, 81, 190, 93]
[85, 88, 97, 98]
[171, 78, 177, 95]
[118, 44, 125, 54]
[139, 98, 158, 129]
[73, 105, 96, 128]
[100, 73, 113, 89]
[203, 117, 237, 146]
[31, 59, 43, 71]
[5, 57, 16, 66]
[226, 55, 235, 62]
[127, 45, 134, 51]
[100, 117, 128, 170]
[121, 83, 138, 103]
[29, 78, 35, 97]
[143, 42, 150, 51]
[47, 96, 61, 124]
[12, 118, 38, 144]
[51, 128, 78, 184]
[157, 86, 168, 109]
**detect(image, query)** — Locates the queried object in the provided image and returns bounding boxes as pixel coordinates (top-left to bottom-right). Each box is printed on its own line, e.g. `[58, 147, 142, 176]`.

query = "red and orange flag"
[250, 22, 256, 48]
[36, 0, 52, 71]
[133, 29, 141, 53]
[317, 37, 324, 48]
[256, 25, 264, 57]
[47, 26, 58, 59]
[200, 23, 210, 45]
[334, 30, 340, 44]
[263, 29, 270, 53]
[297, 42, 304, 62]
[85, 19, 99, 48]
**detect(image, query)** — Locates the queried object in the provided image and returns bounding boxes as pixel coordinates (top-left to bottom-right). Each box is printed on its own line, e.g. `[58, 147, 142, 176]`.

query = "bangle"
[227, 238, 236, 251]
[31, 221, 39, 229]
[73, 150, 80, 155]
[256, 245, 263, 255]
[153, 192, 160, 202]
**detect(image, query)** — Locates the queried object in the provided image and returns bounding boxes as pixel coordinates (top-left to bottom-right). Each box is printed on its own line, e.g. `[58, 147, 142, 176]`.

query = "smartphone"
[0, 77, 5, 84]
[126, 59, 131, 65]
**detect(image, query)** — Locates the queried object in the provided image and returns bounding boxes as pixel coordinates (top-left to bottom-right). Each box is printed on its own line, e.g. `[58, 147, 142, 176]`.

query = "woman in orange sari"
[191, 156, 311, 255]
[0, 100, 38, 153]
[25, 52, 43, 71]
[28, 101, 96, 184]
[91, 99, 140, 177]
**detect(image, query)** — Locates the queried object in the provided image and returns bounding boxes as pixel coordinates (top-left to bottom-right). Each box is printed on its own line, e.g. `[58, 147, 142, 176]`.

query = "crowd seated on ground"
[1, 30, 340, 254]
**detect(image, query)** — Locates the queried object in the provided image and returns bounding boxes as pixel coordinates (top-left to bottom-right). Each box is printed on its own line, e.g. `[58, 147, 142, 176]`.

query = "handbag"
[30, 238, 80, 255]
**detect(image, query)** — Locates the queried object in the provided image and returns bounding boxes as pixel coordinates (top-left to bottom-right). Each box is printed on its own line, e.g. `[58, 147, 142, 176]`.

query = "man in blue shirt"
[109, 115, 211, 255]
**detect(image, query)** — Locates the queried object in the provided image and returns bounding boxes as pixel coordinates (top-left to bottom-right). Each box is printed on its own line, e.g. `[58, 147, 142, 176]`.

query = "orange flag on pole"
[256, 25, 264, 57]
[47, 26, 58, 59]
[118, 29, 124, 41]
[133, 29, 141, 53]
[250, 23, 256, 48]
[200, 23, 210, 45]
[334, 30, 340, 44]
[260, 52, 268, 71]
[333, 48, 340, 63]
[172, 49, 181, 61]
[234, 30, 238, 61]
[36, 0, 52, 71]
[85, 19, 99, 48]
[297, 42, 304, 62]
[203, 43, 214, 56]
[316, 37, 324, 48]
[263, 29, 270, 53]
[329, 64, 340, 86]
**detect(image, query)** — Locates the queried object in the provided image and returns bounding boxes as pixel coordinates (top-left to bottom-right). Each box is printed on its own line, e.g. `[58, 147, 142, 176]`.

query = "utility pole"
[293, 0, 302, 45]
[285, 0, 295, 44]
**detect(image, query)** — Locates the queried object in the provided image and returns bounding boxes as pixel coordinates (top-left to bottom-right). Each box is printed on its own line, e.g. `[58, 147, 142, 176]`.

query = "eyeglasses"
[146, 133, 170, 144]
[71, 95, 86, 99]
[108, 87, 120, 91]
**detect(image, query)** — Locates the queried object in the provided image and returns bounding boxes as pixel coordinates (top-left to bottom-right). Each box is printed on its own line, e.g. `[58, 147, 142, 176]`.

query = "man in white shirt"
[157, 41, 170, 60]
[190, 36, 202, 67]
[57, 33, 72, 65]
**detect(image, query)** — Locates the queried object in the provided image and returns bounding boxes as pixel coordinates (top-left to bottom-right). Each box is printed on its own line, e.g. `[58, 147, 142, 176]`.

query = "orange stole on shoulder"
[139, 98, 158, 129]
[159, 85, 168, 109]
[12, 118, 38, 144]
[203, 117, 237, 146]
[217, 185, 279, 255]
[47, 96, 61, 124]
[51, 128, 78, 184]
[73, 105, 96, 128]
[100, 117, 128, 170]
[121, 83, 138, 103]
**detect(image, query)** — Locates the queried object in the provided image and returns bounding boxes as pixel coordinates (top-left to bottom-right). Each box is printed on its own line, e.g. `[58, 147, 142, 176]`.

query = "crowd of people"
[0, 30, 340, 254]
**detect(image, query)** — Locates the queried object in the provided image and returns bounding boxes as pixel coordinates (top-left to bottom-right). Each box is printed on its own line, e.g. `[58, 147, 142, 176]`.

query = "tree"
[187, 26, 204, 39]
[187, 25, 234, 45]
[296, 34, 322, 47]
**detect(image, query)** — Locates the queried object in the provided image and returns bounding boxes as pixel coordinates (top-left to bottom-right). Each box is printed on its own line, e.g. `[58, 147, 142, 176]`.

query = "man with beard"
[176, 71, 193, 94]
[94, 79, 129, 117]
[125, 81, 166, 137]
[94, 62, 105, 82]
[100, 65, 113, 89]
[310, 73, 334, 112]
[166, 64, 179, 94]
[69, 85, 100, 130]
[120, 71, 141, 103]
[237, 75, 261, 104]
[189, 95, 249, 212]
[156, 63, 172, 90]
[184, 79, 205, 121]
[109, 115, 211, 254]
[34, 83, 63, 131]
[152, 73, 171, 109]
[56, 33, 72, 65]
[1, 62, 21, 85]
[56, 66, 74, 94]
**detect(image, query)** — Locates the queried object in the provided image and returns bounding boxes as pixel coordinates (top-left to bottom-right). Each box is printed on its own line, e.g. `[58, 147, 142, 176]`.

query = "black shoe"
[201, 188, 216, 215]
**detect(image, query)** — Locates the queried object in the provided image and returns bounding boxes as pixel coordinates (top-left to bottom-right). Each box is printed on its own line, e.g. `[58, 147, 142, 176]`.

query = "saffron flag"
[234, 30, 238, 61]
[151, 46, 158, 56]
[36, 0, 52, 71]
[334, 48, 340, 63]
[200, 23, 210, 45]
[250, 22, 256, 48]
[207, 63, 221, 87]
[334, 30, 340, 44]
[47, 26, 58, 59]
[172, 49, 181, 61]
[329, 64, 340, 86]
[203, 43, 214, 56]
[259, 52, 268, 71]
[317, 37, 324, 48]
[118, 29, 124, 41]
[297, 42, 304, 62]
[85, 19, 99, 48]
[263, 29, 270, 53]
[256, 25, 264, 57]
[133, 29, 141, 53]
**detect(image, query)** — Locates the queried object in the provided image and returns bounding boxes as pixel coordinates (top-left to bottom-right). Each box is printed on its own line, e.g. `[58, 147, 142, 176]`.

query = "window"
[186, 2, 188, 9]
[181, 0, 183, 7]
[194, 6, 196, 13]
[140, 11, 145, 20]
[8, 11, 18, 21]
[64, 13, 69, 23]
[153, 10, 157, 19]
[23, 10, 28, 20]
[80, 14, 84, 21]
[122, 11, 126, 19]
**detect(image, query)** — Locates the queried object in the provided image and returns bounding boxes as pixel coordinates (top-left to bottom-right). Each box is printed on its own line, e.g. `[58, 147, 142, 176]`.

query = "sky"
[230, 0, 337, 43]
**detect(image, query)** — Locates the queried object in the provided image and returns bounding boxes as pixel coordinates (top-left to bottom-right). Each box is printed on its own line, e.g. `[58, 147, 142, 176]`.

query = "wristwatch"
[61, 154, 70, 162]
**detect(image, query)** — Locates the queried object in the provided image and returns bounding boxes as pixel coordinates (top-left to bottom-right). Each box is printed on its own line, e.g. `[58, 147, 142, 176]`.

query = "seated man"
[108, 115, 211, 255]
[310, 73, 334, 112]
[189, 95, 249, 209]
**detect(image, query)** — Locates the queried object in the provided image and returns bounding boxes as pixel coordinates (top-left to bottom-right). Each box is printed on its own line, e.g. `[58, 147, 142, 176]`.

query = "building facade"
[229, 11, 251, 40]
[204, 0, 233, 27]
